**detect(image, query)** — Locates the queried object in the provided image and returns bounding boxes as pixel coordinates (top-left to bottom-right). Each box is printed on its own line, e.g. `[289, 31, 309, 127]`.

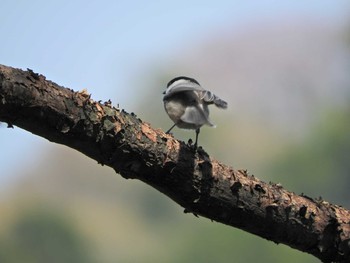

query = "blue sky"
[0, 0, 349, 186]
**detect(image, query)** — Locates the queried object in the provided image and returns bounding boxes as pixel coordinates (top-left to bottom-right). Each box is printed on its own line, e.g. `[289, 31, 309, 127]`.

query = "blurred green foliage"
[0, 208, 91, 263]
[266, 105, 350, 206]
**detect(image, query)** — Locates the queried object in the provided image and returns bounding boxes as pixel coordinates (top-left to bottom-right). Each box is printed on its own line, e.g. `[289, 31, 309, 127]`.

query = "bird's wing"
[166, 82, 204, 96]
[201, 91, 228, 109]
[181, 105, 215, 127]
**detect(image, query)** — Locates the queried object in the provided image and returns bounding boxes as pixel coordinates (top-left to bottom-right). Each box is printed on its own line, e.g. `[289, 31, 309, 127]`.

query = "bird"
[163, 76, 227, 149]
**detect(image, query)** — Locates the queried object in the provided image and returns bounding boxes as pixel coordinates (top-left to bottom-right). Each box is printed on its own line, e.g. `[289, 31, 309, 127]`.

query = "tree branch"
[1, 64, 349, 262]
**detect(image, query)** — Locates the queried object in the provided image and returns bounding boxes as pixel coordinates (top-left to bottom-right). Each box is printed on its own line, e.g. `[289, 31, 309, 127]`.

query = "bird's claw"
[187, 139, 198, 152]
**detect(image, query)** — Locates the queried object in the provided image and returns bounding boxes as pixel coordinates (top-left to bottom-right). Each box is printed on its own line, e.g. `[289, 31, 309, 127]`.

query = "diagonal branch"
[0, 64, 349, 262]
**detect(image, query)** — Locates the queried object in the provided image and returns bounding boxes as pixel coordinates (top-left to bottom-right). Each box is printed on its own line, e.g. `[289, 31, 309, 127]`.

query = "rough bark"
[0, 64, 349, 262]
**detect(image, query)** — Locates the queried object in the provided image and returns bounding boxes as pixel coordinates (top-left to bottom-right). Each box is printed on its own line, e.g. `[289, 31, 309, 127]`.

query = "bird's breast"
[164, 100, 185, 123]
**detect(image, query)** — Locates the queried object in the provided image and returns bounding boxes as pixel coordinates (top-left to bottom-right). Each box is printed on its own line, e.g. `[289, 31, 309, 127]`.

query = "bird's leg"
[194, 128, 200, 149]
[166, 123, 177, 134]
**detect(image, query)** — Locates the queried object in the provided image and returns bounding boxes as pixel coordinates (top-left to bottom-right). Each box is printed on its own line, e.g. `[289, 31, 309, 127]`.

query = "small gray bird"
[163, 76, 227, 148]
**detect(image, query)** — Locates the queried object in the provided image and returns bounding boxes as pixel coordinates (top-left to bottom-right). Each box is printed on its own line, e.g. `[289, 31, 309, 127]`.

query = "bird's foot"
[187, 138, 193, 147]
[187, 139, 198, 152]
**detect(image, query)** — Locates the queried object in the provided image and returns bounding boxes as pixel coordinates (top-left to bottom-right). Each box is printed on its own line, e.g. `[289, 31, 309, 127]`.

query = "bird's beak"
[162, 91, 166, 94]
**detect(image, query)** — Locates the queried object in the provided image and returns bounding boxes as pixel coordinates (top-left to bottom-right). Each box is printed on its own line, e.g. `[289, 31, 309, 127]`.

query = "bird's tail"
[201, 91, 228, 109]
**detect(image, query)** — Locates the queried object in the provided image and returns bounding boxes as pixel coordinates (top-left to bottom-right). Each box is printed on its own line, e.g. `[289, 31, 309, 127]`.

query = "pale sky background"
[0, 0, 349, 187]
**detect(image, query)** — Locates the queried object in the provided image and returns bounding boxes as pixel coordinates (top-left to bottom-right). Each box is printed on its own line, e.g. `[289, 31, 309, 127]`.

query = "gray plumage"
[163, 76, 227, 148]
